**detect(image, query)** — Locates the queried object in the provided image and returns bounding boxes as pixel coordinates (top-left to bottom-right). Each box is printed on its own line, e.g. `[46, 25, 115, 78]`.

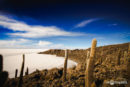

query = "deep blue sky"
[0, 0, 130, 49]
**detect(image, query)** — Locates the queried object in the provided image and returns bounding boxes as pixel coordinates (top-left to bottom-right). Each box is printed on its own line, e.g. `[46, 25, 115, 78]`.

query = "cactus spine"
[18, 54, 25, 87]
[85, 39, 97, 87]
[15, 69, 18, 78]
[25, 67, 29, 75]
[63, 49, 68, 81]
[0, 55, 3, 72]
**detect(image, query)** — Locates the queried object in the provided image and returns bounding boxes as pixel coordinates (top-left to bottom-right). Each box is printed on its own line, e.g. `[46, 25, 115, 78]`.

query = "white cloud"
[0, 39, 66, 49]
[74, 18, 100, 28]
[0, 39, 31, 48]
[38, 41, 52, 46]
[0, 39, 30, 45]
[49, 44, 65, 49]
[0, 14, 85, 38]
[37, 41, 66, 49]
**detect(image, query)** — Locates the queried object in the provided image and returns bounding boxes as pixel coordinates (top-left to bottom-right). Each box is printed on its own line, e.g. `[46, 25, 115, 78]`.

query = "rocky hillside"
[39, 42, 130, 86]
[4, 42, 130, 87]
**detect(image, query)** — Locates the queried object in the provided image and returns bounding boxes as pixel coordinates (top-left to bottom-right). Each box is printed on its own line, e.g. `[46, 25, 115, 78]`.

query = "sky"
[0, 0, 130, 49]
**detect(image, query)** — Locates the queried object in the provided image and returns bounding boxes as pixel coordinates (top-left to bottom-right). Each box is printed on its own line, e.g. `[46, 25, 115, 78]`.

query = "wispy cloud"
[0, 39, 30, 45]
[0, 14, 85, 38]
[0, 39, 65, 49]
[74, 18, 100, 28]
[37, 41, 66, 49]
[0, 39, 31, 48]
[38, 41, 52, 46]
[108, 23, 118, 26]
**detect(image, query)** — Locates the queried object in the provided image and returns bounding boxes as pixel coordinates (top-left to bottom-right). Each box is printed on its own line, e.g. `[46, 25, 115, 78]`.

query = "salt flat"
[0, 49, 77, 78]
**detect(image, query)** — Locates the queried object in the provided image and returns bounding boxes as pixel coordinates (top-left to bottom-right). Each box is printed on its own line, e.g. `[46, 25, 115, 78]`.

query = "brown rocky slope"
[4, 42, 130, 87]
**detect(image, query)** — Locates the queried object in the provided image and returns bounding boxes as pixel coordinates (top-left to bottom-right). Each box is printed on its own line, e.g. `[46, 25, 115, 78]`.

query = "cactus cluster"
[85, 38, 97, 87]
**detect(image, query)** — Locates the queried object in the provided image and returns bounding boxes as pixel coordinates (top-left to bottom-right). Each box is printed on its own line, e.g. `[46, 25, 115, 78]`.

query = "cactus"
[0, 71, 8, 87]
[85, 39, 97, 87]
[124, 51, 127, 58]
[63, 49, 68, 81]
[101, 47, 104, 56]
[126, 43, 130, 87]
[15, 69, 18, 78]
[100, 47, 104, 64]
[127, 60, 130, 87]
[124, 51, 128, 64]
[87, 51, 90, 59]
[117, 49, 121, 65]
[18, 54, 25, 87]
[0, 55, 3, 72]
[0, 55, 8, 86]
[25, 67, 29, 75]
[91, 82, 97, 87]
[128, 43, 130, 54]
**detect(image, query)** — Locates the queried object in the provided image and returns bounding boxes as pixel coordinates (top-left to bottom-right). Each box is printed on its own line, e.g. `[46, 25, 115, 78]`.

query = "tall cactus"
[63, 49, 68, 81]
[101, 46, 104, 56]
[85, 39, 97, 87]
[128, 43, 130, 54]
[0, 55, 3, 72]
[124, 51, 127, 58]
[18, 54, 25, 87]
[0, 71, 9, 87]
[100, 47, 104, 64]
[124, 51, 128, 64]
[126, 43, 130, 87]
[15, 69, 18, 78]
[0, 55, 8, 87]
